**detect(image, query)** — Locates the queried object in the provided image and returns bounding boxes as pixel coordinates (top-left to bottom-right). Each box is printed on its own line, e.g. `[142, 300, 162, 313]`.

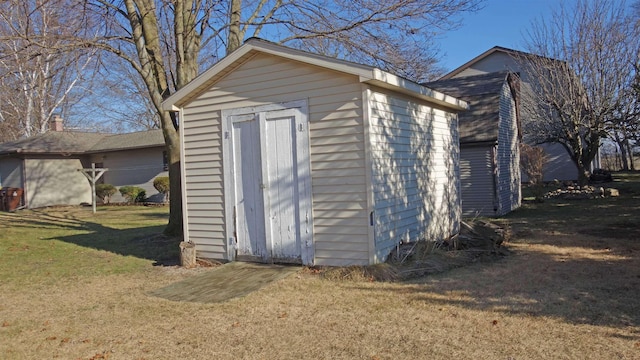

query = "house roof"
[0, 129, 165, 155]
[162, 37, 469, 112]
[87, 129, 165, 152]
[441, 46, 524, 80]
[441, 45, 563, 80]
[426, 72, 511, 144]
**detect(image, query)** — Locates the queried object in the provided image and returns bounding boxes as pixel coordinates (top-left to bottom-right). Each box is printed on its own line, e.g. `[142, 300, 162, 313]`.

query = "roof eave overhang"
[460, 139, 498, 147]
[8, 151, 87, 156]
[163, 39, 468, 112]
[85, 144, 165, 154]
[363, 70, 469, 111]
[0, 150, 20, 156]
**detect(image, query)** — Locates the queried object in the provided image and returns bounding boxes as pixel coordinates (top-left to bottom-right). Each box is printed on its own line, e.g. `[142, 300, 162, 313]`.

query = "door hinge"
[298, 123, 304, 132]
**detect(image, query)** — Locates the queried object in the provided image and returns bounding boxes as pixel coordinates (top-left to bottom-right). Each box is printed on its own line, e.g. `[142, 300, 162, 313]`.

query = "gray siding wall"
[459, 146, 495, 217]
[24, 158, 92, 208]
[538, 142, 578, 181]
[369, 90, 460, 261]
[455, 52, 522, 80]
[496, 83, 521, 215]
[0, 157, 23, 188]
[181, 53, 368, 265]
[91, 147, 168, 203]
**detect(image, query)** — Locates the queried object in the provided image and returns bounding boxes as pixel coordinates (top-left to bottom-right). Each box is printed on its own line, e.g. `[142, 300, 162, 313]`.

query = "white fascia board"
[362, 69, 469, 111]
[162, 38, 468, 112]
[162, 40, 373, 111]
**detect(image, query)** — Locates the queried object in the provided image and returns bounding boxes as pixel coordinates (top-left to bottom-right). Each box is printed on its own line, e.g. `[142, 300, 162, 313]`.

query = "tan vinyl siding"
[460, 146, 496, 217]
[368, 90, 460, 262]
[496, 83, 521, 215]
[24, 158, 91, 208]
[182, 53, 368, 265]
[182, 108, 226, 260]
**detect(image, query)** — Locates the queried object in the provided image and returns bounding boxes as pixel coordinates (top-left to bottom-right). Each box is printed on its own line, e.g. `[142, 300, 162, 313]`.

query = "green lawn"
[0, 206, 175, 285]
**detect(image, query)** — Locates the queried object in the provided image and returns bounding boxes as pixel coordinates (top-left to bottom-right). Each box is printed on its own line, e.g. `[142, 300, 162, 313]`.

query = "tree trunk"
[623, 138, 635, 171]
[162, 112, 183, 236]
[614, 132, 630, 170]
[576, 163, 590, 185]
[227, 0, 242, 53]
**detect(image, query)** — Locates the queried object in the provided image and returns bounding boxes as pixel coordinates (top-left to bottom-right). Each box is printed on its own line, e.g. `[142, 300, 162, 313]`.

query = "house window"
[163, 151, 168, 171]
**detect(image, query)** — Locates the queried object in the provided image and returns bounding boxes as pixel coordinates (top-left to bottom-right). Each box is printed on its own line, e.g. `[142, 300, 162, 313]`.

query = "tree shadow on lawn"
[346, 189, 640, 332]
[4, 209, 181, 266]
[349, 231, 640, 332]
[55, 223, 181, 266]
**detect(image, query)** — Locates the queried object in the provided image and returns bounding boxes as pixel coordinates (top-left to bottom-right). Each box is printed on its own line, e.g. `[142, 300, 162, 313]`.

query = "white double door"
[224, 102, 312, 264]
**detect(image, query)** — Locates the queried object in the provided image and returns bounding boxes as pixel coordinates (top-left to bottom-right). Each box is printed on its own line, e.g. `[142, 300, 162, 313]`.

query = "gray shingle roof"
[87, 129, 165, 152]
[425, 72, 509, 144]
[0, 129, 165, 155]
[0, 131, 108, 154]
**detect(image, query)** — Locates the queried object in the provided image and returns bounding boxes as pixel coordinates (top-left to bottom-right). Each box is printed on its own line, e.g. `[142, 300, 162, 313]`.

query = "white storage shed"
[162, 39, 468, 266]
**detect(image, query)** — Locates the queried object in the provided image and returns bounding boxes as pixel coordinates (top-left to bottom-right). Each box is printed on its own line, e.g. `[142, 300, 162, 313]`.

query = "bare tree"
[520, 0, 638, 184]
[72, 56, 161, 133]
[606, 67, 639, 171]
[0, 0, 97, 140]
[7, 0, 483, 235]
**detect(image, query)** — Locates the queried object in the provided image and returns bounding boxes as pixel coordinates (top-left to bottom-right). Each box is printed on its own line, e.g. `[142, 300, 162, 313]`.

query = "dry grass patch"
[1, 174, 640, 359]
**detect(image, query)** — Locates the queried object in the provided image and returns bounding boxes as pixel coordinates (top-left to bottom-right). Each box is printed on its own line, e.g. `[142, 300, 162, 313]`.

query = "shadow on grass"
[56, 223, 181, 266]
[2, 208, 180, 266]
[348, 233, 640, 332]
[348, 172, 640, 332]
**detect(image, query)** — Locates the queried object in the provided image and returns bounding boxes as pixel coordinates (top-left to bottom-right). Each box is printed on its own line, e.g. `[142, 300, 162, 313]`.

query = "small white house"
[427, 72, 521, 217]
[163, 38, 468, 266]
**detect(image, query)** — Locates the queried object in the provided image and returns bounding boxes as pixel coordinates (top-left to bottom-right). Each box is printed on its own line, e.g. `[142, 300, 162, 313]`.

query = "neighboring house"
[0, 116, 167, 209]
[162, 38, 469, 266]
[441, 46, 600, 182]
[427, 72, 521, 217]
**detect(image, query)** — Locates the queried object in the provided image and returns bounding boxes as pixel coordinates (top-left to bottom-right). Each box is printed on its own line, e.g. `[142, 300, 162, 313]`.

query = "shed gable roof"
[426, 71, 511, 144]
[162, 38, 468, 112]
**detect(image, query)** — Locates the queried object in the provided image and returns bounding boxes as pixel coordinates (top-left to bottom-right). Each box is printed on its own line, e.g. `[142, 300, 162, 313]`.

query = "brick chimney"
[49, 114, 64, 132]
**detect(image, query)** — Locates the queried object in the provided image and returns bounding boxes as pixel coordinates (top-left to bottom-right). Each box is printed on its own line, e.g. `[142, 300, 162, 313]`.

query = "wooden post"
[179, 241, 197, 268]
[78, 163, 108, 214]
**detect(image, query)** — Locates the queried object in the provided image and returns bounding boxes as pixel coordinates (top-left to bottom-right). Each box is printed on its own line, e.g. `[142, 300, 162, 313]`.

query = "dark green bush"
[95, 184, 117, 204]
[153, 176, 170, 202]
[119, 185, 146, 204]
